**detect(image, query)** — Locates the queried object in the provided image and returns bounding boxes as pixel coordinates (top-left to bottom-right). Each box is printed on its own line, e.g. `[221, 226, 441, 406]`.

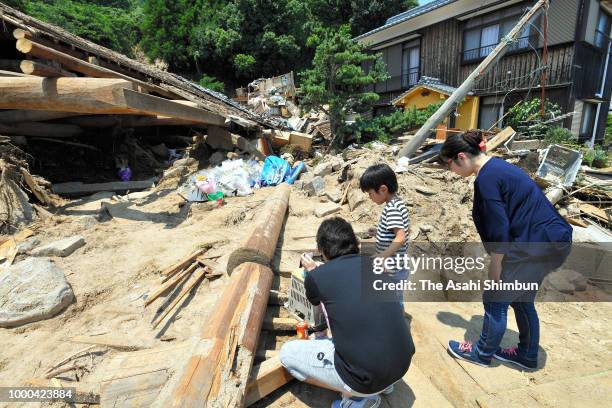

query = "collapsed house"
[0, 3, 302, 233]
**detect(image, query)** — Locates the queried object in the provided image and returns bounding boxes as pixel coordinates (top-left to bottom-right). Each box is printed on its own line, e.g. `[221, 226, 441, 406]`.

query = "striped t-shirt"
[376, 196, 410, 255]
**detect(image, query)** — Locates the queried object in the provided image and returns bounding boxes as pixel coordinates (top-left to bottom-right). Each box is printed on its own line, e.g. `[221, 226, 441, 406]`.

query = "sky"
[419, 0, 437, 4]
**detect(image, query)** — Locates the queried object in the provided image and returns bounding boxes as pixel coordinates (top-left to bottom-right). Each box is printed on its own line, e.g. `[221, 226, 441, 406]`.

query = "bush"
[198, 74, 225, 93]
[351, 102, 443, 143]
[506, 98, 562, 137]
[545, 126, 575, 145]
[582, 146, 610, 168]
[605, 113, 612, 147]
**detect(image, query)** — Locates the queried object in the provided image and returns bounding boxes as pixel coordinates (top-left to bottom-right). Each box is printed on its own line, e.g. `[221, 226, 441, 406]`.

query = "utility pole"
[540, 5, 548, 120]
[398, 0, 549, 159]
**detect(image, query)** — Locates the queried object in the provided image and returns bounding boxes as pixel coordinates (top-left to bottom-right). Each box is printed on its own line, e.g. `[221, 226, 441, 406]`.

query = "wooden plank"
[161, 248, 206, 279]
[262, 317, 298, 332]
[64, 115, 205, 128]
[16, 38, 177, 98]
[145, 263, 198, 307]
[486, 126, 515, 152]
[244, 357, 293, 407]
[580, 203, 611, 225]
[0, 77, 226, 126]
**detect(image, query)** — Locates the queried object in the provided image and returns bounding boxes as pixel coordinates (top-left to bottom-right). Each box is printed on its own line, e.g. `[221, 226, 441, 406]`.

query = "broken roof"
[0, 3, 283, 129]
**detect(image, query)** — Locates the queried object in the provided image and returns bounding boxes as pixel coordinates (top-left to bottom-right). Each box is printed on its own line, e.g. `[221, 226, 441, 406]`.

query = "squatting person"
[280, 217, 415, 408]
[441, 130, 572, 369]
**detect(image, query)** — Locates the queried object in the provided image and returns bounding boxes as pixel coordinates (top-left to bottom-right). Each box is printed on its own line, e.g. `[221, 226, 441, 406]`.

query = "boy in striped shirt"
[360, 164, 410, 278]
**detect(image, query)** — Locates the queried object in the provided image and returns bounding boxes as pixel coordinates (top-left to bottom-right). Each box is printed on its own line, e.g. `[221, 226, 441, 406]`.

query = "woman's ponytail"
[440, 130, 486, 161]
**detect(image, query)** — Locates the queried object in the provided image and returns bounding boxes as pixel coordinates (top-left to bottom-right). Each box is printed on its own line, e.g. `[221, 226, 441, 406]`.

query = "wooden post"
[244, 357, 293, 407]
[398, 0, 549, 158]
[19, 60, 76, 77]
[226, 183, 291, 274]
[161, 262, 275, 408]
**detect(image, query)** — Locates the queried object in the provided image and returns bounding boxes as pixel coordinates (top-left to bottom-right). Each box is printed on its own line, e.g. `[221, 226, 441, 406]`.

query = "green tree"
[300, 25, 389, 147]
[199, 74, 225, 92]
[308, 0, 418, 36]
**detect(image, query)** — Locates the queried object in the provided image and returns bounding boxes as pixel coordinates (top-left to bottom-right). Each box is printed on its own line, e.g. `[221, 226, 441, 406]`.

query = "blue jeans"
[475, 301, 539, 363]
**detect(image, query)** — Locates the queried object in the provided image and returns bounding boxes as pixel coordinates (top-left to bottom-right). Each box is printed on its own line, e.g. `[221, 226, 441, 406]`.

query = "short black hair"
[359, 163, 398, 194]
[316, 217, 359, 260]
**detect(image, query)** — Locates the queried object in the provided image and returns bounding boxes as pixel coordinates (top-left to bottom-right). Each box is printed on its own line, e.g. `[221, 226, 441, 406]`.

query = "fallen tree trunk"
[160, 262, 274, 408]
[0, 77, 227, 126]
[226, 183, 291, 274]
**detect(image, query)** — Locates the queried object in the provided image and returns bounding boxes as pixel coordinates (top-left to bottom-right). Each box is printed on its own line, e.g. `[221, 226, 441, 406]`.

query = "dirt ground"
[0, 147, 610, 407]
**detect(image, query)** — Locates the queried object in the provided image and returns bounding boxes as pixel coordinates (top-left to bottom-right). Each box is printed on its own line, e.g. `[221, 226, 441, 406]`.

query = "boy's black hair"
[316, 217, 360, 260]
[359, 163, 398, 194]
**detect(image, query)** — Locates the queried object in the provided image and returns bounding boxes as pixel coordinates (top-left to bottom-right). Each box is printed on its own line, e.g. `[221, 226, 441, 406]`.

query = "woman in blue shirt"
[440, 130, 572, 369]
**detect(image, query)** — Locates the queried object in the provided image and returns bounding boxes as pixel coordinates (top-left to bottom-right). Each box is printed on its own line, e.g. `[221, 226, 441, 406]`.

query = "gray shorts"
[279, 338, 379, 397]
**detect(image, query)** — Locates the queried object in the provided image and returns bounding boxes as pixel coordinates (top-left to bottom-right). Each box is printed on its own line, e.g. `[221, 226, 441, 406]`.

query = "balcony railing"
[402, 68, 420, 88]
[462, 35, 531, 63]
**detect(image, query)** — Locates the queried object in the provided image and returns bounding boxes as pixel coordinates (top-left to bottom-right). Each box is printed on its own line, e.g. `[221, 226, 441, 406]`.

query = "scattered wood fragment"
[68, 335, 149, 351]
[244, 357, 294, 407]
[45, 345, 98, 376]
[580, 203, 611, 225]
[152, 267, 208, 329]
[161, 248, 206, 279]
[45, 362, 88, 379]
[147, 262, 198, 306]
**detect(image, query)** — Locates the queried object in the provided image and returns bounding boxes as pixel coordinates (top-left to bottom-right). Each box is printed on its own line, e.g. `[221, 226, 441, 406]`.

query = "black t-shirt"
[304, 254, 415, 394]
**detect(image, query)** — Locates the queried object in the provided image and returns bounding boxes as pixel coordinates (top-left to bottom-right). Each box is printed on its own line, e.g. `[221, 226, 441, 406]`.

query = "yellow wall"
[396, 86, 479, 130]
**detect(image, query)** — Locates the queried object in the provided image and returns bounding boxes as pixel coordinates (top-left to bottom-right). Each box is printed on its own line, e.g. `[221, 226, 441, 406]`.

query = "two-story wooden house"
[356, 0, 612, 143]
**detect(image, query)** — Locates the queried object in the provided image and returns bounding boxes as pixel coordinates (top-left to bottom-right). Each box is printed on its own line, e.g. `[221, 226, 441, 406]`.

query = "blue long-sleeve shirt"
[472, 158, 572, 261]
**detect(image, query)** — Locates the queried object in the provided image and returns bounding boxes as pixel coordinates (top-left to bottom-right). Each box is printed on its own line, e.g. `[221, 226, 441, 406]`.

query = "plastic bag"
[261, 156, 291, 186]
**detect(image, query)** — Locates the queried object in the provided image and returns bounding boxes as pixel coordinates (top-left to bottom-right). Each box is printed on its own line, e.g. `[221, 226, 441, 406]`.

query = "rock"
[209, 151, 225, 167]
[314, 203, 342, 218]
[415, 185, 436, 196]
[330, 157, 345, 172]
[419, 224, 434, 233]
[303, 176, 326, 196]
[313, 161, 334, 177]
[281, 153, 295, 166]
[31, 235, 85, 257]
[150, 143, 169, 158]
[16, 238, 40, 255]
[554, 269, 588, 292]
[73, 215, 98, 229]
[0, 258, 74, 327]
[226, 151, 240, 160]
[545, 271, 575, 294]
[163, 165, 187, 180]
[205, 126, 234, 151]
[172, 157, 197, 168]
[338, 165, 353, 183]
[326, 189, 342, 203]
[347, 189, 367, 211]
[293, 180, 306, 190]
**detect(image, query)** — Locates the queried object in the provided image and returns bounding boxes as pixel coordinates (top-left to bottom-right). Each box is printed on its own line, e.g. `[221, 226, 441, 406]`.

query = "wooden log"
[16, 38, 177, 98]
[160, 262, 275, 408]
[0, 69, 33, 77]
[145, 262, 198, 307]
[0, 122, 83, 138]
[226, 184, 291, 274]
[152, 267, 208, 329]
[0, 77, 227, 126]
[0, 109, 81, 123]
[244, 357, 293, 407]
[19, 59, 76, 77]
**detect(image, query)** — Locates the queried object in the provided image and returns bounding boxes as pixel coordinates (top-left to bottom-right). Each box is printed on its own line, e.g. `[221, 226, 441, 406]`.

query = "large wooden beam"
[0, 77, 227, 126]
[0, 110, 81, 123]
[0, 122, 83, 138]
[63, 115, 205, 128]
[226, 183, 291, 273]
[16, 38, 177, 98]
